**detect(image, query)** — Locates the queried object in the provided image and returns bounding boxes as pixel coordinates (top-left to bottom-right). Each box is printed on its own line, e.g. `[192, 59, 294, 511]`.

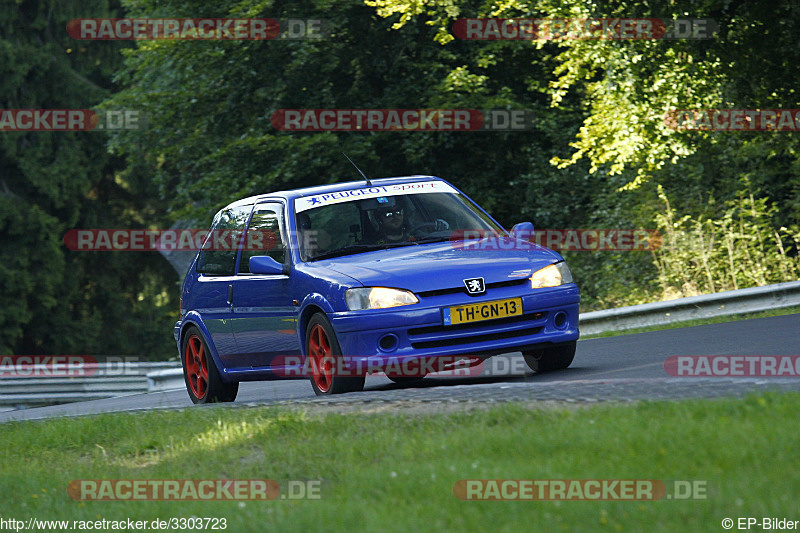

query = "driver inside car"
[375, 205, 411, 243]
[364, 198, 451, 245]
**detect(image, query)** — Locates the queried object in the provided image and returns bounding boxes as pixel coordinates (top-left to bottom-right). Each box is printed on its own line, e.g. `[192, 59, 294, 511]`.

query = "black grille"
[410, 327, 543, 349]
[417, 278, 527, 298]
[407, 311, 547, 349]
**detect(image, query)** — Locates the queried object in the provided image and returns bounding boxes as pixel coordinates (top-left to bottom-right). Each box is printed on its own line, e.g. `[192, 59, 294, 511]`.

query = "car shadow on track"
[362, 369, 581, 392]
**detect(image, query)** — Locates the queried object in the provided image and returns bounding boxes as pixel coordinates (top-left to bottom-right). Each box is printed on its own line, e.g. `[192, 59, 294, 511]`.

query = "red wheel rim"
[185, 334, 209, 399]
[309, 324, 334, 393]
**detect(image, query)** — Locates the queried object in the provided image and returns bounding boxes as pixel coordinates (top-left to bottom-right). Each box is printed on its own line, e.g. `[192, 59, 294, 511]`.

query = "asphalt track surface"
[2, 314, 798, 423]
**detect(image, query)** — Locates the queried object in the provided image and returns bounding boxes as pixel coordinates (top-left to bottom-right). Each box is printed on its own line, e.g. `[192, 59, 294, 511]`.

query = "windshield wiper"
[413, 236, 451, 244]
[309, 242, 412, 261]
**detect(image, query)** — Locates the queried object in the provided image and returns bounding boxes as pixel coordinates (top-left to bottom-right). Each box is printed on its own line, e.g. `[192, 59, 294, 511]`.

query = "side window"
[304, 202, 361, 258]
[196, 205, 252, 276]
[239, 203, 286, 274]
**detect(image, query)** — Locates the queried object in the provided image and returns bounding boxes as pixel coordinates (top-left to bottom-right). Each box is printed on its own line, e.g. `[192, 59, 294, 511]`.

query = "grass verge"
[2, 392, 798, 531]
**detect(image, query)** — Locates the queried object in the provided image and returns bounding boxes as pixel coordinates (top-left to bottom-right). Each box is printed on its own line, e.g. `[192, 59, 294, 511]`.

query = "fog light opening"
[378, 334, 399, 352]
[554, 311, 568, 329]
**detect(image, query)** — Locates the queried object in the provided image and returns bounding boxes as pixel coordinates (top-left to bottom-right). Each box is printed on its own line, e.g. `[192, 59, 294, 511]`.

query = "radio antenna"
[342, 152, 372, 187]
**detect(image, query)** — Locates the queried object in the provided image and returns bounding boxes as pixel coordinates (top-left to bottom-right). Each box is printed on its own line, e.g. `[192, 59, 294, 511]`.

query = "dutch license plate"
[443, 297, 523, 325]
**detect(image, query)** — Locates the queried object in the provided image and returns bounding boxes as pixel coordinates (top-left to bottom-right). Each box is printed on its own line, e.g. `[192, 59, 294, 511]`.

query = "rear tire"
[306, 313, 365, 395]
[523, 341, 576, 373]
[181, 327, 239, 403]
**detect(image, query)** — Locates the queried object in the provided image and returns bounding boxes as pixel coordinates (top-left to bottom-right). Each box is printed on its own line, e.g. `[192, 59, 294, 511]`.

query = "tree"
[0, 0, 177, 357]
[365, 0, 800, 304]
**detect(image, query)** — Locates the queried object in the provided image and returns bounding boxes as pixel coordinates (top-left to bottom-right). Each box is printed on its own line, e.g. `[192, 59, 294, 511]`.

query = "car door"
[193, 204, 252, 366]
[229, 201, 300, 370]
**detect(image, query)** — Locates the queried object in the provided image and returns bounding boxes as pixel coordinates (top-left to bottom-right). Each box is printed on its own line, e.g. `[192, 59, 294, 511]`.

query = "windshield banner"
[294, 180, 458, 213]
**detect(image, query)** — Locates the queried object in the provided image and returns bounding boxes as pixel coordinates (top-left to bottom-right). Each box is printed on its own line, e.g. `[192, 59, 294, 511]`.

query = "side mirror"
[510, 222, 535, 241]
[249, 256, 285, 275]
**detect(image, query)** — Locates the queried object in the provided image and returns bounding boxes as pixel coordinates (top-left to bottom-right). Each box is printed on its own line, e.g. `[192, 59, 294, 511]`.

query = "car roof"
[224, 175, 444, 209]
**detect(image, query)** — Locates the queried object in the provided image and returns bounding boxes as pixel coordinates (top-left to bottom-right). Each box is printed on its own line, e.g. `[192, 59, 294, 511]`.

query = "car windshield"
[295, 184, 506, 261]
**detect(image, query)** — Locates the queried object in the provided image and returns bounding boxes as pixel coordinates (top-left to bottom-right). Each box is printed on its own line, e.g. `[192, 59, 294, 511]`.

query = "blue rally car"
[175, 176, 579, 402]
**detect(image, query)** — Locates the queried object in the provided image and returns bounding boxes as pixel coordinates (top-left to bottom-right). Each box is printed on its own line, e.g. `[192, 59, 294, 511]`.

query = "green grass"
[2, 393, 799, 531]
[582, 305, 800, 339]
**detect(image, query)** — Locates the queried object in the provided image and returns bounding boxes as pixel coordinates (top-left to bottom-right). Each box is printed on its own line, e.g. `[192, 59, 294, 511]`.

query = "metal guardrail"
[0, 362, 180, 409]
[579, 280, 800, 336]
[147, 368, 185, 392]
[3, 281, 798, 409]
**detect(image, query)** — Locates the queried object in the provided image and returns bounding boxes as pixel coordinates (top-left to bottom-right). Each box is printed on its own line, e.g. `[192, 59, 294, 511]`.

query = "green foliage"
[653, 183, 800, 298]
[365, 0, 800, 308]
[104, 0, 591, 228]
[6, 0, 800, 356]
[0, 0, 177, 357]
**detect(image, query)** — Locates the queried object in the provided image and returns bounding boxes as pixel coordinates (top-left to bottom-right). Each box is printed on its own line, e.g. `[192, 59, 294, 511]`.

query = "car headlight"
[345, 287, 419, 310]
[530, 261, 573, 289]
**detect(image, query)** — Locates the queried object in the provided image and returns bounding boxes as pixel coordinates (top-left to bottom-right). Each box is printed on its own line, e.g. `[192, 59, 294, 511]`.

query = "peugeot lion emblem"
[464, 277, 486, 295]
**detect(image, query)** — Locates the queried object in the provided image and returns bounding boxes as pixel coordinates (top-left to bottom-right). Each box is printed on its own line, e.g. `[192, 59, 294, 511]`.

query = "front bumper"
[329, 283, 579, 370]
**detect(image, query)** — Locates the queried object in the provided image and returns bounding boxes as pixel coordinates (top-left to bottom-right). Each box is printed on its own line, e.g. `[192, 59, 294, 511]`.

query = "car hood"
[315, 238, 563, 293]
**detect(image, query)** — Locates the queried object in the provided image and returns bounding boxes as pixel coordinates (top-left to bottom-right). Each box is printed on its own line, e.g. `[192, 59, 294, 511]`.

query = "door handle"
[227, 284, 233, 306]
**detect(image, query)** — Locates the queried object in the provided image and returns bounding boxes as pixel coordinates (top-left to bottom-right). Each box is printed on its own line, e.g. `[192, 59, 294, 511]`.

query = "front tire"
[306, 313, 365, 395]
[181, 327, 239, 403]
[523, 341, 576, 373]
